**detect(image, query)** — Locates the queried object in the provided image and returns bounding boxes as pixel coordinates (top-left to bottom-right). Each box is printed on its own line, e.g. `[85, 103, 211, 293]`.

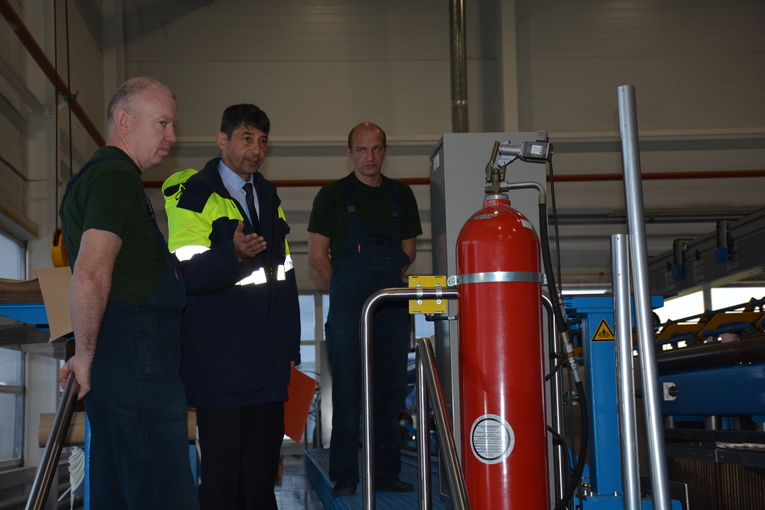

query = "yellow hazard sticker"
[591, 318, 615, 342]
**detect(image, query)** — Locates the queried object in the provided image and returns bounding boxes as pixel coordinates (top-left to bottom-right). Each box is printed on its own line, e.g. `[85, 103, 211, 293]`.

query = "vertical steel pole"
[542, 295, 566, 503]
[26, 372, 79, 510]
[361, 293, 378, 510]
[611, 234, 641, 510]
[416, 346, 432, 510]
[617, 85, 671, 510]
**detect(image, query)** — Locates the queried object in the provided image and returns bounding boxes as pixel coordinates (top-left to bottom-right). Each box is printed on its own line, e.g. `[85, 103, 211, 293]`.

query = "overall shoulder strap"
[340, 174, 357, 216]
[387, 177, 401, 220]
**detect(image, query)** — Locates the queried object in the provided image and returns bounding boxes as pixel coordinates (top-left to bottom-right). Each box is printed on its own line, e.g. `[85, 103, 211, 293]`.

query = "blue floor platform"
[304, 449, 449, 510]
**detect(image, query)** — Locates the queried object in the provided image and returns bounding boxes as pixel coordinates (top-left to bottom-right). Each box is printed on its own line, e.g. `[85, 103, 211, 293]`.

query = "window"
[654, 287, 765, 324]
[297, 294, 318, 376]
[414, 313, 435, 339]
[711, 287, 765, 311]
[0, 230, 25, 468]
[654, 292, 705, 324]
[655, 286, 765, 349]
[294, 294, 323, 445]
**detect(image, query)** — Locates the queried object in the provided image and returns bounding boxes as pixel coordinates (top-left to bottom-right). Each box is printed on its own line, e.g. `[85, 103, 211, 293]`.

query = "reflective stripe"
[237, 263, 291, 285]
[237, 267, 267, 285]
[174, 245, 210, 262]
[175, 246, 292, 285]
[276, 254, 294, 281]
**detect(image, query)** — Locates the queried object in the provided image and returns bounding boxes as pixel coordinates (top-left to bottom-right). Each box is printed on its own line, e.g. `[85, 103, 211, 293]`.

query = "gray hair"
[106, 77, 176, 136]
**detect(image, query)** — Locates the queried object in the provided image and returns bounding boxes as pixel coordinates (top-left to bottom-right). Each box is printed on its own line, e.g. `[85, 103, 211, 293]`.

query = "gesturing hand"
[233, 221, 267, 262]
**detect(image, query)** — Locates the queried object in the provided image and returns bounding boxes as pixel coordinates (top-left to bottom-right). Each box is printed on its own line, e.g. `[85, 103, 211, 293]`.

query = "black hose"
[547, 425, 573, 508]
[555, 379, 589, 510]
[538, 201, 589, 510]
[538, 201, 568, 335]
[545, 351, 566, 382]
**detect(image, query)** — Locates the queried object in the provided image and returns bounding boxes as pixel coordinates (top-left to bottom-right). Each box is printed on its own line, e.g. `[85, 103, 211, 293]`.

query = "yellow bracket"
[408, 275, 449, 315]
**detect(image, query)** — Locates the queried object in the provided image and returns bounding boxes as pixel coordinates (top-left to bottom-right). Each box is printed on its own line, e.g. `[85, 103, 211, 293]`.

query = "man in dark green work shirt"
[59, 77, 199, 510]
[307, 122, 422, 498]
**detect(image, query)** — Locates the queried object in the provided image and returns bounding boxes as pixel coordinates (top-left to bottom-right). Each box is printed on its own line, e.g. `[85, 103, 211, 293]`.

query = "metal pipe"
[25, 372, 80, 510]
[415, 336, 471, 510]
[542, 294, 566, 504]
[361, 287, 461, 509]
[448, 0, 469, 132]
[611, 234, 641, 510]
[416, 344, 432, 510]
[657, 335, 765, 370]
[549, 169, 765, 182]
[141, 168, 765, 190]
[617, 84, 672, 510]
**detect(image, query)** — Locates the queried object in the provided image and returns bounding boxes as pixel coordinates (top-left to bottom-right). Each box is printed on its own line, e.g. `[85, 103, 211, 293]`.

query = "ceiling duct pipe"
[449, 0, 469, 132]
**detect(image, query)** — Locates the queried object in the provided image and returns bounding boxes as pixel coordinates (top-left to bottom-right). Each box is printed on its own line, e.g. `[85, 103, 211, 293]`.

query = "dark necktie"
[243, 182, 262, 235]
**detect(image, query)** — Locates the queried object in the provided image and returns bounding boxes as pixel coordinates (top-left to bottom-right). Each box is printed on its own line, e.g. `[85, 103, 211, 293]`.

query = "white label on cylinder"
[521, 218, 533, 229]
[470, 414, 515, 464]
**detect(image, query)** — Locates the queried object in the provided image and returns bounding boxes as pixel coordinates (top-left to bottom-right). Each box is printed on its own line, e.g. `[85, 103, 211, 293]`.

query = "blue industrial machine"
[654, 300, 765, 510]
[657, 299, 765, 424]
[563, 295, 684, 510]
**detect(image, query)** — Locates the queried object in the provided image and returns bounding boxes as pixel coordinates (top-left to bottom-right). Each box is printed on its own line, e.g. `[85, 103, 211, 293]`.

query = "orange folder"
[284, 367, 317, 442]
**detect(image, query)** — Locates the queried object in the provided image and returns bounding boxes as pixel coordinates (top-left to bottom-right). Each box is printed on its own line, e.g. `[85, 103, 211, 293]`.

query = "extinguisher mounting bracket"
[448, 271, 546, 286]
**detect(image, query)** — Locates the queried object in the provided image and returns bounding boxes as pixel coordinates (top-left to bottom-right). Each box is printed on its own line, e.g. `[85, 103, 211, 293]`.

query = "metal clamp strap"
[447, 271, 545, 286]
[415, 283, 444, 304]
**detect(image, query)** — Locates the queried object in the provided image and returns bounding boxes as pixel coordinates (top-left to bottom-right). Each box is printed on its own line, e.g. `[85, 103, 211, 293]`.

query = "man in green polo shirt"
[59, 77, 199, 510]
[307, 122, 422, 497]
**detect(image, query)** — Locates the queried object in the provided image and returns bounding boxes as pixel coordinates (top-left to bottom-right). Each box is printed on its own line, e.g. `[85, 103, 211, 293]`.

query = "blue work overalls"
[325, 176, 412, 483]
[62, 158, 199, 510]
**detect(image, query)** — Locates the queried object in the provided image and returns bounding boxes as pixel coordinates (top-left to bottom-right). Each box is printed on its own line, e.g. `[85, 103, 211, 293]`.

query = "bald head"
[106, 77, 176, 139]
[105, 77, 178, 173]
[345, 122, 389, 186]
[347, 122, 387, 150]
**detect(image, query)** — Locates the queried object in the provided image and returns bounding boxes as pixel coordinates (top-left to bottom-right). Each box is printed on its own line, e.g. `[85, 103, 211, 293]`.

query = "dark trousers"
[84, 304, 199, 510]
[196, 402, 285, 510]
[326, 273, 410, 483]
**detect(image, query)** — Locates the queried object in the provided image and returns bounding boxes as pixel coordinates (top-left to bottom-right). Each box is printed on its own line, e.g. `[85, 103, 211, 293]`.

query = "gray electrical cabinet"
[429, 132, 548, 462]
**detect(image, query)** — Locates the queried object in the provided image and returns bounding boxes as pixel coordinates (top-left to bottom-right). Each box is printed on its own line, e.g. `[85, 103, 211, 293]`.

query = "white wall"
[2, 0, 764, 287]
[119, 0, 765, 287]
[515, 0, 765, 135]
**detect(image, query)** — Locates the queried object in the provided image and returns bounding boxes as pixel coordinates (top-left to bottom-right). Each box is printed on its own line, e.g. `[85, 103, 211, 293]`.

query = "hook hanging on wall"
[51, 0, 73, 268]
[57, 90, 79, 111]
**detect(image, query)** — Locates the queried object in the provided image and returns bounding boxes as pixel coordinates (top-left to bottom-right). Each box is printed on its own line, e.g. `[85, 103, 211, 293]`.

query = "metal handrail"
[415, 336, 471, 510]
[26, 372, 79, 510]
[542, 294, 566, 504]
[360, 287, 467, 510]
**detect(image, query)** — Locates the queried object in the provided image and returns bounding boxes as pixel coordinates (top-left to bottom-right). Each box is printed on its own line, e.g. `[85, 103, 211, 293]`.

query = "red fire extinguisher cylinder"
[456, 194, 549, 509]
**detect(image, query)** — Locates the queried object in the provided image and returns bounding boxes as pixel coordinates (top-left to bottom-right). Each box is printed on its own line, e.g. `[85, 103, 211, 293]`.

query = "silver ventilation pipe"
[449, 0, 469, 132]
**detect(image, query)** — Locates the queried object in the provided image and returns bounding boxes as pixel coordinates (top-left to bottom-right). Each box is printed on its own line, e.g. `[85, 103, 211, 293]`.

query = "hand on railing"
[59, 354, 91, 400]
